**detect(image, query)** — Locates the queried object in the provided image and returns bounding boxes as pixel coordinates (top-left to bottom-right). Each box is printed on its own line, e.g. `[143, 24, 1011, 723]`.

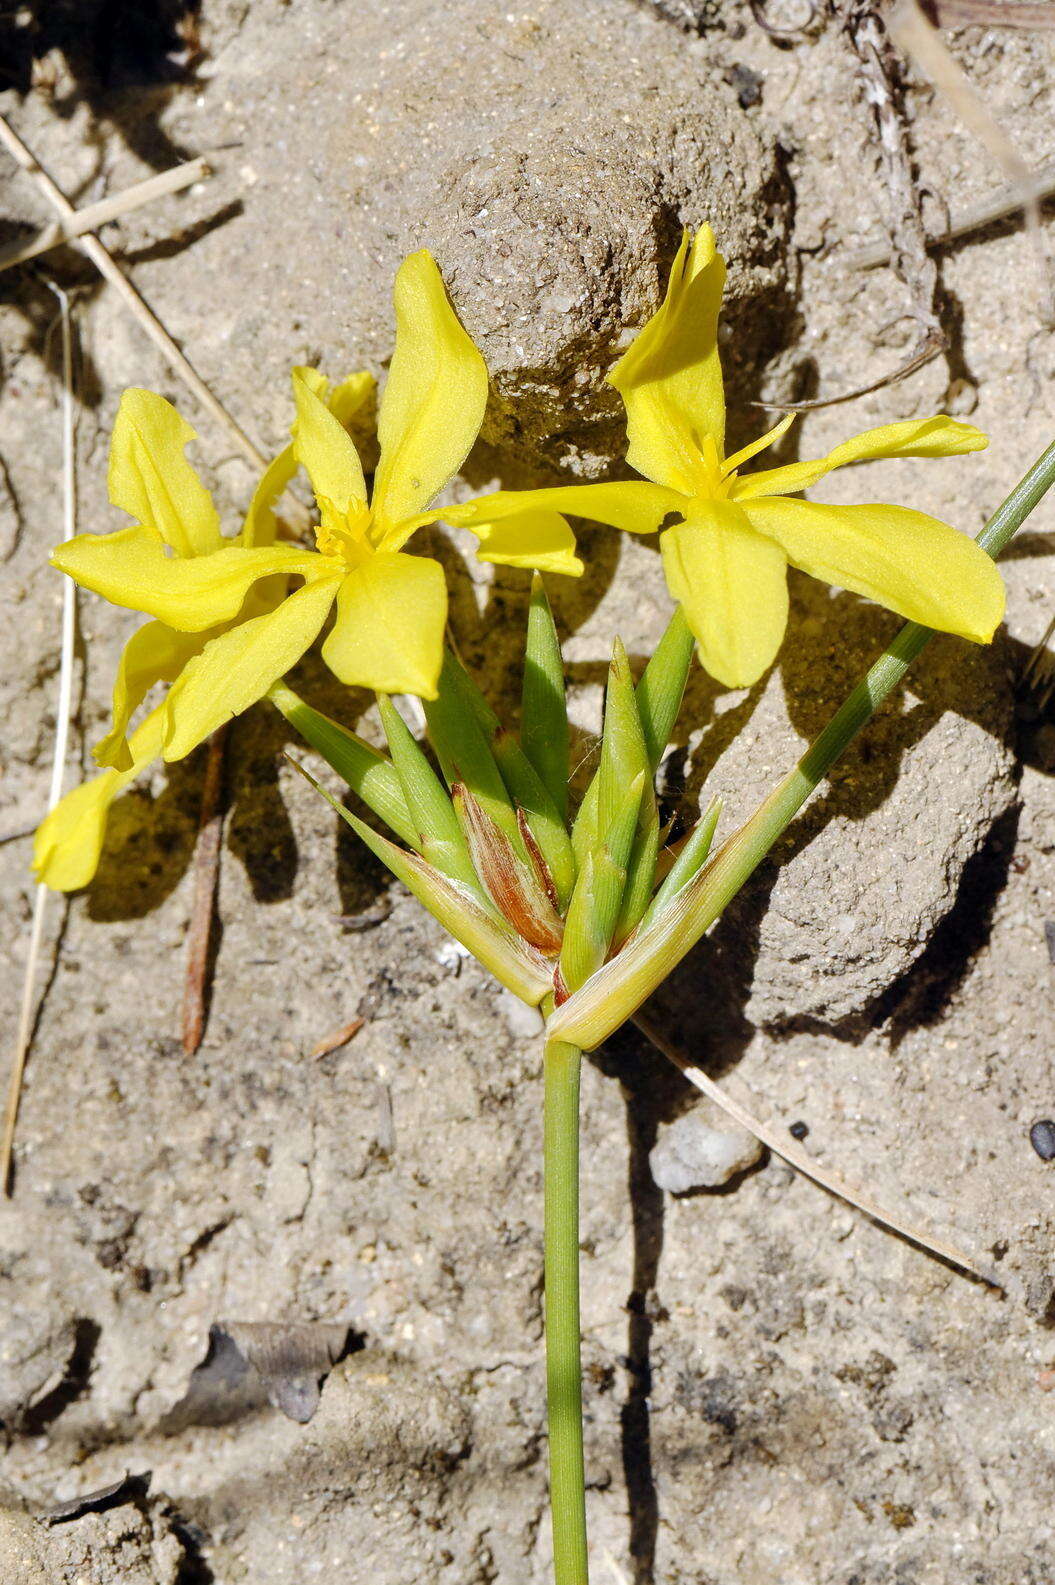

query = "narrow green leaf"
[572, 636, 653, 867]
[423, 651, 521, 843]
[521, 572, 569, 819]
[572, 610, 694, 865]
[596, 638, 649, 837]
[638, 795, 722, 932]
[614, 797, 660, 946]
[436, 646, 575, 896]
[377, 694, 481, 892]
[635, 606, 695, 771]
[287, 754, 553, 1005]
[570, 777, 599, 868]
[557, 853, 605, 997]
[493, 729, 576, 909]
[559, 773, 642, 993]
[267, 680, 418, 849]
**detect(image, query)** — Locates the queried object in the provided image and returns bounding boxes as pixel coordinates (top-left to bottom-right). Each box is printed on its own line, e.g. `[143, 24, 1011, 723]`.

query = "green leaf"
[493, 729, 576, 909]
[559, 772, 642, 993]
[432, 647, 575, 899]
[423, 651, 521, 844]
[614, 798, 660, 946]
[377, 694, 482, 893]
[635, 605, 695, 770]
[288, 754, 553, 1005]
[639, 795, 722, 932]
[521, 573, 569, 819]
[267, 680, 418, 849]
[595, 638, 649, 836]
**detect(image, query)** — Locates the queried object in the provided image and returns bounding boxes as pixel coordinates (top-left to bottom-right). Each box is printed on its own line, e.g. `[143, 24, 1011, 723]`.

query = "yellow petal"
[446, 479, 684, 537]
[742, 496, 1005, 642]
[322, 552, 447, 699]
[721, 412, 796, 476]
[52, 528, 326, 631]
[660, 502, 789, 689]
[607, 227, 727, 492]
[108, 388, 221, 558]
[32, 705, 165, 892]
[327, 369, 376, 427]
[371, 250, 488, 536]
[731, 415, 988, 501]
[243, 369, 374, 549]
[240, 447, 300, 550]
[291, 367, 368, 515]
[471, 512, 584, 576]
[94, 620, 210, 770]
[162, 576, 341, 760]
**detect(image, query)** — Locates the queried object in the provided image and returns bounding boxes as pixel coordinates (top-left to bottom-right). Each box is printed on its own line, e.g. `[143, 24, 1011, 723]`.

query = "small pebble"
[789, 1120, 809, 1141]
[649, 1110, 763, 1193]
[1029, 1120, 1055, 1161]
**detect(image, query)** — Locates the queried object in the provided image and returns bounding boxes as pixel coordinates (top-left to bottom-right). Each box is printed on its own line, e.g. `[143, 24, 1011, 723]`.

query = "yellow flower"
[36, 249, 580, 891]
[52, 251, 579, 757]
[33, 369, 373, 890]
[453, 227, 1006, 689]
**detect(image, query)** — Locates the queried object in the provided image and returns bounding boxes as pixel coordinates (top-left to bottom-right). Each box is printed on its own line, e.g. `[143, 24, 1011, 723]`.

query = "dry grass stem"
[0, 154, 212, 273]
[181, 727, 229, 1056]
[0, 114, 313, 534]
[1, 283, 78, 1195]
[633, 1012, 1001, 1288]
[845, 160, 1055, 268]
[888, 0, 1050, 309]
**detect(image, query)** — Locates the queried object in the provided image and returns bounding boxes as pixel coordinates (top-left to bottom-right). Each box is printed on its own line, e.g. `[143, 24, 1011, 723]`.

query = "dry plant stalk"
[1, 284, 78, 1195]
[180, 727, 229, 1056]
[0, 114, 272, 477]
[0, 155, 213, 273]
[888, 0, 1047, 285]
[633, 1012, 1001, 1287]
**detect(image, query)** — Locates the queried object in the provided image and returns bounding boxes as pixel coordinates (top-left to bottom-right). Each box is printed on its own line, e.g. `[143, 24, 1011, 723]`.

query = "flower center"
[315, 502, 373, 567]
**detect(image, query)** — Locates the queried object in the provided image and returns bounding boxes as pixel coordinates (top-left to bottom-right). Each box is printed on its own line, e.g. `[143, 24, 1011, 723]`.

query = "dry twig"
[1, 283, 78, 1195]
[845, 160, 1055, 268]
[634, 1012, 1001, 1288]
[929, 0, 1055, 23]
[181, 727, 228, 1055]
[888, 0, 1047, 295]
[843, 0, 944, 342]
[0, 155, 212, 273]
[0, 115, 270, 475]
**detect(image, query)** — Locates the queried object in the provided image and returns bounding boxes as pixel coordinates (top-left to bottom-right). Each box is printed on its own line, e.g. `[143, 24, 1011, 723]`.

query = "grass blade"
[559, 773, 642, 993]
[267, 680, 417, 849]
[638, 795, 722, 932]
[522, 573, 569, 819]
[423, 652, 520, 843]
[377, 694, 480, 891]
[288, 754, 553, 1005]
[635, 606, 695, 770]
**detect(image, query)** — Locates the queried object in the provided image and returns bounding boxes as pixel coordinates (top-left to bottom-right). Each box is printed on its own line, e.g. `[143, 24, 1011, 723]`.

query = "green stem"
[543, 1034, 589, 1585]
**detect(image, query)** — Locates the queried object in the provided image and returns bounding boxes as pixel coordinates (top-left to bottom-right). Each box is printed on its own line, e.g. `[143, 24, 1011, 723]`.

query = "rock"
[649, 1105, 763, 1192]
[642, 567, 1018, 1031]
[0, 1311, 78, 1429]
[0, 1499, 184, 1585]
[94, 0, 789, 479]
